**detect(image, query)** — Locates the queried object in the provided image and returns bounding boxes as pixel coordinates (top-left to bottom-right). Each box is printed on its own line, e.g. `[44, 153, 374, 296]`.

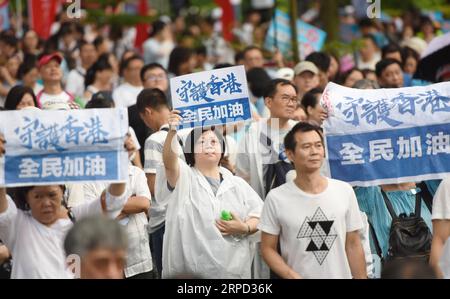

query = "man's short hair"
[375, 58, 402, 78]
[301, 88, 323, 114]
[136, 88, 169, 114]
[242, 46, 262, 58]
[264, 78, 297, 99]
[64, 216, 127, 259]
[284, 122, 324, 153]
[382, 43, 402, 59]
[140, 63, 166, 82]
[305, 52, 331, 73]
[119, 54, 143, 76]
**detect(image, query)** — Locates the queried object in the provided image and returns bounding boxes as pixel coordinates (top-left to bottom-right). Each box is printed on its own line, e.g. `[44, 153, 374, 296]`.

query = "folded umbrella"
[414, 32, 450, 82]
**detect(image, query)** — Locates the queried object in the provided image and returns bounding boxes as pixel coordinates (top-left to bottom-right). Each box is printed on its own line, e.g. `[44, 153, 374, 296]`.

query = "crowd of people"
[0, 1, 450, 279]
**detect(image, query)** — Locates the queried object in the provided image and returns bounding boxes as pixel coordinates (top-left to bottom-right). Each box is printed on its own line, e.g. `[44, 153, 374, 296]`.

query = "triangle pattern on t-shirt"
[313, 250, 329, 265]
[324, 234, 337, 250]
[319, 221, 334, 235]
[297, 217, 313, 238]
[297, 207, 336, 265]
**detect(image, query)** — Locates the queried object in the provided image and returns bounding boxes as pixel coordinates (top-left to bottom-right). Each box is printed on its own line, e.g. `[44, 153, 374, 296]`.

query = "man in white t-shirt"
[236, 78, 298, 279]
[113, 55, 144, 108]
[66, 41, 98, 99]
[258, 122, 367, 279]
[136, 88, 187, 276]
[36, 53, 76, 109]
[236, 79, 298, 200]
[430, 176, 450, 278]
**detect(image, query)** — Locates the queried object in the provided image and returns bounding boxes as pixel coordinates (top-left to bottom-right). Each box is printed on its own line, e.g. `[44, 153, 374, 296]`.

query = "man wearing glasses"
[236, 78, 298, 278]
[128, 63, 170, 168]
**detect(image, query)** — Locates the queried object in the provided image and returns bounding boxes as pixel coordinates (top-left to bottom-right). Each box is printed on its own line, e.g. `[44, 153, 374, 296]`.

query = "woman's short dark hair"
[93, 36, 105, 49]
[84, 54, 113, 89]
[401, 47, 420, 66]
[85, 91, 115, 109]
[17, 55, 38, 80]
[168, 47, 194, 76]
[4, 85, 37, 110]
[149, 20, 168, 38]
[301, 88, 323, 115]
[284, 122, 324, 153]
[10, 185, 65, 211]
[338, 68, 363, 86]
[183, 127, 226, 167]
[247, 67, 271, 98]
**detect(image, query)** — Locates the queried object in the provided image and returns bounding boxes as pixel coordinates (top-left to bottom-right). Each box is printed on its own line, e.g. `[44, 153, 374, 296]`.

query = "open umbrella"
[414, 32, 450, 82]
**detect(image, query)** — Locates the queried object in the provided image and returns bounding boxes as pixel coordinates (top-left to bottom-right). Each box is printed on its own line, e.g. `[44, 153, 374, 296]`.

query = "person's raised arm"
[162, 110, 182, 188]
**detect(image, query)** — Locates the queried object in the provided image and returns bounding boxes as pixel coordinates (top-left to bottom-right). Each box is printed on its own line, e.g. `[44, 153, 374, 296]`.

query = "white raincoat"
[236, 119, 297, 200]
[156, 159, 263, 279]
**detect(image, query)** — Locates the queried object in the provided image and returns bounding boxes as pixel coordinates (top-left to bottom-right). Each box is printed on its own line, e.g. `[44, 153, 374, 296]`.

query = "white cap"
[401, 37, 427, 56]
[275, 68, 295, 81]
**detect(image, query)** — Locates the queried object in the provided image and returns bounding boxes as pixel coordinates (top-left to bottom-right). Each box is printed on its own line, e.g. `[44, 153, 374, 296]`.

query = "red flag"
[134, 0, 150, 52]
[215, 0, 234, 42]
[28, 0, 59, 39]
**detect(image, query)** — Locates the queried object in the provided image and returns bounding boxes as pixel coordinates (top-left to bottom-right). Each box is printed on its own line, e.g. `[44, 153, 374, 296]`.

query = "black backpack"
[381, 189, 432, 262]
[261, 133, 294, 196]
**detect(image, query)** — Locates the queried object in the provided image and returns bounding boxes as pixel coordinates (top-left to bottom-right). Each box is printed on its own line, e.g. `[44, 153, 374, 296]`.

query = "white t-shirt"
[432, 177, 450, 220]
[258, 178, 363, 279]
[33, 82, 43, 96]
[112, 83, 143, 108]
[143, 38, 174, 69]
[157, 160, 264, 279]
[37, 90, 73, 109]
[65, 67, 86, 98]
[0, 191, 127, 279]
[82, 165, 152, 278]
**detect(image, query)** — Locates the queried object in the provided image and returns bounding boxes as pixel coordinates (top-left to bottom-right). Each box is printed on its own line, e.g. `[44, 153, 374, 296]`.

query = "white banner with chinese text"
[170, 65, 252, 129]
[322, 82, 450, 186]
[0, 108, 129, 187]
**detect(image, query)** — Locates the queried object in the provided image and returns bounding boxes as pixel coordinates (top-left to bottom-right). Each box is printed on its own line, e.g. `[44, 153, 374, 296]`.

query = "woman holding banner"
[0, 134, 133, 279]
[156, 110, 263, 278]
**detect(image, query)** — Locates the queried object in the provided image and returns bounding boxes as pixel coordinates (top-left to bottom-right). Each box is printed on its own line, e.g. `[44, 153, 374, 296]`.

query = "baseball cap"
[38, 53, 63, 68]
[275, 68, 294, 81]
[294, 61, 319, 76]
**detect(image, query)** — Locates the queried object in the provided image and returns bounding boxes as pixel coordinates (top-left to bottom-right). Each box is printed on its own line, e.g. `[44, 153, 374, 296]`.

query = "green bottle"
[221, 210, 233, 221]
